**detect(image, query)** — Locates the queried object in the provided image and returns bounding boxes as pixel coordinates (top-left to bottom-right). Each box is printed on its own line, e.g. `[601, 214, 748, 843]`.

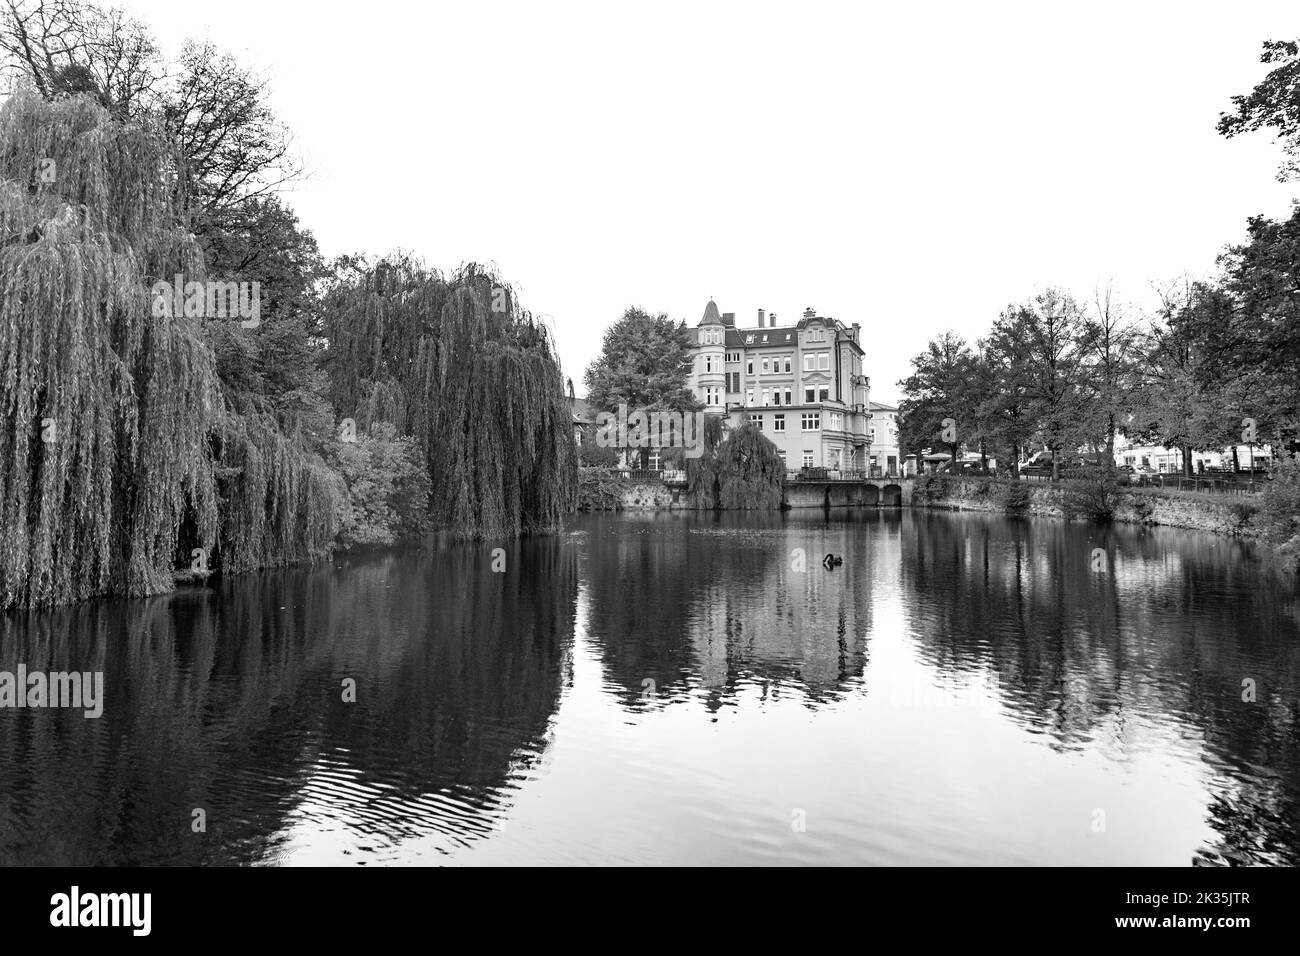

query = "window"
[746, 389, 754, 406]
[704, 386, 720, 406]
[803, 452, 815, 468]
[773, 391, 781, 406]
[819, 386, 829, 402]
[747, 358, 754, 375]
[762, 388, 770, 406]
[762, 358, 769, 375]
[750, 413, 762, 429]
[785, 388, 792, 405]
[802, 413, 820, 431]
[784, 357, 792, 373]
[762, 334, 769, 342]
[745, 334, 754, 344]
[803, 354, 814, 372]
[830, 449, 841, 469]
[704, 355, 715, 373]
[830, 413, 841, 431]
[805, 387, 815, 404]
[774, 414, 785, 432]
[818, 353, 830, 371]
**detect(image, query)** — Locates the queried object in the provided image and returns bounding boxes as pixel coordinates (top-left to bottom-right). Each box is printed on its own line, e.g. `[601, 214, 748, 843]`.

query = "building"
[570, 397, 596, 447]
[868, 401, 900, 476]
[1113, 435, 1272, 474]
[686, 300, 871, 471]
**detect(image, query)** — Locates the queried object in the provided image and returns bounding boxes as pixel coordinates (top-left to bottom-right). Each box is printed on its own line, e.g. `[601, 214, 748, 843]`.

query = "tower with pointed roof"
[694, 299, 726, 411]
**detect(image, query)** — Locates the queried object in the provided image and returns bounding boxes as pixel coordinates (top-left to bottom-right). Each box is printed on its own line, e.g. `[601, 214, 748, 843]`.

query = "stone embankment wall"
[619, 482, 682, 509]
[915, 477, 1261, 537]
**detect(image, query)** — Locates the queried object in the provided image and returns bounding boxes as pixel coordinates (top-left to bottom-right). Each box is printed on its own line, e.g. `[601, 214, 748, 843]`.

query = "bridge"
[612, 469, 914, 507]
[782, 471, 913, 508]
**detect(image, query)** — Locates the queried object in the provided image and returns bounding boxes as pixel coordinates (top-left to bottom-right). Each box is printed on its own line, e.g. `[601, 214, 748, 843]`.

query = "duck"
[822, 553, 843, 568]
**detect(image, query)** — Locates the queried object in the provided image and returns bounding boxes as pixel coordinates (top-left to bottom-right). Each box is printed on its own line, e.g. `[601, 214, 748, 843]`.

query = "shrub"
[1064, 465, 1121, 522]
[323, 423, 431, 547]
[577, 467, 629, 511]
[1131, 496, 1155, 523]
[1258, 457, 1300, 565]
[1229, 500, 1258, 530]
[919, 474, 951, 503]
[993, 476, 1031, 512]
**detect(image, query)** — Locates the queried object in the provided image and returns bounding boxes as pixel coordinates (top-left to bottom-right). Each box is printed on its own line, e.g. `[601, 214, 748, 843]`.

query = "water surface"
[1, 510, 1297, 865]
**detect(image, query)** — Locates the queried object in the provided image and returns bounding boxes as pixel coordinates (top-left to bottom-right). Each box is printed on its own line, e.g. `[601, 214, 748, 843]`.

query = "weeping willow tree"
[674, 418, 785, 510]
[322, 256, 577, 537]
[0, 88, 221, 608]
[0, 89, 341, 608]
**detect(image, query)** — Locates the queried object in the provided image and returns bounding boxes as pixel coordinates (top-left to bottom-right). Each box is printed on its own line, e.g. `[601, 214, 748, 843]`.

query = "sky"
[117, 0, 1299, 403]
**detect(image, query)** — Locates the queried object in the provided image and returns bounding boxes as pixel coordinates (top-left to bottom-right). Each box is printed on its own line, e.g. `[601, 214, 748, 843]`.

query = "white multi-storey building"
[868, 401, 901, 476]
[686, 300, 871, 472]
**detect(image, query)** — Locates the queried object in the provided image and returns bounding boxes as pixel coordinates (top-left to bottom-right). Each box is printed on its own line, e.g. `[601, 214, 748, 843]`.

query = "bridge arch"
[863, 484, 880, 506]
[882, 483, 903, 507]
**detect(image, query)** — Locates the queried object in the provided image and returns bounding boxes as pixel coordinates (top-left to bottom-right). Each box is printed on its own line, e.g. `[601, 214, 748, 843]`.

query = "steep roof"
[698, 299, 722, 326]
[728, 327, 799, 347]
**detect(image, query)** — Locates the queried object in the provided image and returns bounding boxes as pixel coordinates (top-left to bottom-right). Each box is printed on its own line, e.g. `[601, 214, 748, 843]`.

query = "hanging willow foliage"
[0, 88, 221, 609]
[1, 89, 343, 608]
[678, 419, 785, 510]
[323, 256, 577, 537]
[214, 399, 344, 573]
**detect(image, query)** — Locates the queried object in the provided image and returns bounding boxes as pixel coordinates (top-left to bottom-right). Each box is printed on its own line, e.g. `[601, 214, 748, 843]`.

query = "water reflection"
[1, 510, 1297, 865]
[0, 539, 576, 864]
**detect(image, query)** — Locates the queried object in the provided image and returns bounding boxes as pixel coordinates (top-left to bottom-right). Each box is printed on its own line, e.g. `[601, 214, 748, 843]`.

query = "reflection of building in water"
[682, 526, 883, 703]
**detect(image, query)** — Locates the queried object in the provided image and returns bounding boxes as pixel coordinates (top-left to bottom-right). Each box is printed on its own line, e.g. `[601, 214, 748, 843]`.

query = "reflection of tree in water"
[580, 512, 877, 711]
[0, 537, 576, 865]
[901, 512, 1300, 865]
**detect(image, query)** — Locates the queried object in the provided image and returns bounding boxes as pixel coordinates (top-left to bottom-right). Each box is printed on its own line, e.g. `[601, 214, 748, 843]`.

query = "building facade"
[867, 401, 900, 476]
[1112, 435, 1272, 473]
[686, 300, 871, 471]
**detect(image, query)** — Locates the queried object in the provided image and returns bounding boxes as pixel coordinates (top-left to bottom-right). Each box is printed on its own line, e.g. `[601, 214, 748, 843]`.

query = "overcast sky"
[120, 0, 1298, 403]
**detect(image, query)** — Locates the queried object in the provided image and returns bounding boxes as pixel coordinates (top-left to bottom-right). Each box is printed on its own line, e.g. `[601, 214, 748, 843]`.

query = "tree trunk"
[1105, 413, 1116, 472]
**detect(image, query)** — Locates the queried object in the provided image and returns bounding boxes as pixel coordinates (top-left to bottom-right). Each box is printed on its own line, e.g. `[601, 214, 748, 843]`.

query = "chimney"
[803, 307, 816, 320]
[769, 312, 777, 327]
[757, 308, 765, 327]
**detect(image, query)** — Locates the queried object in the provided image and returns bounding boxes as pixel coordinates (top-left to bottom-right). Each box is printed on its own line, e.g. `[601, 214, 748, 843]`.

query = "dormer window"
[745, 334, 755, 344]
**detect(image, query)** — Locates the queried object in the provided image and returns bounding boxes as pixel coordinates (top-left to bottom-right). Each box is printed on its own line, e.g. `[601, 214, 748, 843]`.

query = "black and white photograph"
[0, 0, 1296, 933]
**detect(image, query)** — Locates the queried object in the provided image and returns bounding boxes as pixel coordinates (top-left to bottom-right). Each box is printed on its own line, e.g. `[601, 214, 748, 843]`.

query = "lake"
[1, 509, 1297, 866]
